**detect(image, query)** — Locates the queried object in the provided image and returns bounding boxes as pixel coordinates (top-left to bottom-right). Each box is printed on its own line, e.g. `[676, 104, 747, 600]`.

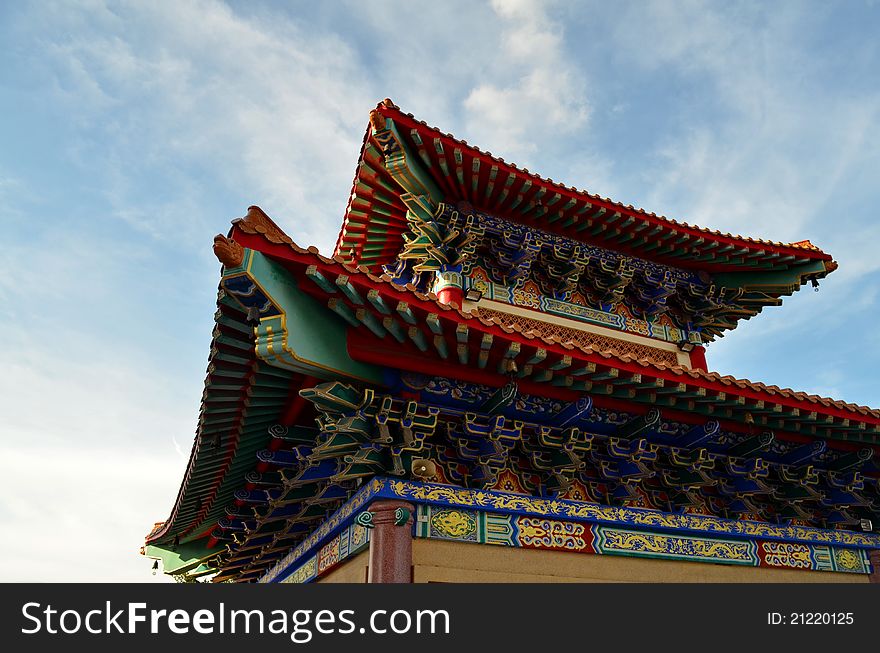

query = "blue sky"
[1, 0, 878, 581]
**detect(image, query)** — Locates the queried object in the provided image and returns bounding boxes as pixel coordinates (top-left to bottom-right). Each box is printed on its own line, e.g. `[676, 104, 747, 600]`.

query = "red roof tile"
[365, 99, 833, 262]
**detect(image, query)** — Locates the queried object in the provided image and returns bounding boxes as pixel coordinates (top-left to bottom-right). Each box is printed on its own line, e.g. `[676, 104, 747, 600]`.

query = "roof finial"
[369, 108, 386, 132]
[213, 234, 244, 268]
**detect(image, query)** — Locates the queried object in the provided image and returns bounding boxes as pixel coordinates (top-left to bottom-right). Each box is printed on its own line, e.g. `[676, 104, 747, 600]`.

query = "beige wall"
[411, 540, 867, 583]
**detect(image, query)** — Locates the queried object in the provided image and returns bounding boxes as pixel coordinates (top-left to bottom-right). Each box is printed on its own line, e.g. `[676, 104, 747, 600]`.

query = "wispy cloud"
[23, 0, 602, 252]
[608, 2, 880, 243]
[463, 0, 590, 162]
[31, 0, 376, 253]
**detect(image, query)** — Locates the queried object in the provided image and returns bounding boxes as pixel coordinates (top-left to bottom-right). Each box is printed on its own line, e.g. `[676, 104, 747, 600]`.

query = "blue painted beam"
[554, 396, 593, 427]
[618, 408, 661, 439]
[725, 431, 774, 457]
[678, 420, 720, 448]
[780, 440, 827, 466]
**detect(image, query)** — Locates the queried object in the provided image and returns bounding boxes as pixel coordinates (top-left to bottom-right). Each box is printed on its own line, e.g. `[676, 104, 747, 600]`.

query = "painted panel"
[281, 523, 370, 584]
[593, 526, 758, 565]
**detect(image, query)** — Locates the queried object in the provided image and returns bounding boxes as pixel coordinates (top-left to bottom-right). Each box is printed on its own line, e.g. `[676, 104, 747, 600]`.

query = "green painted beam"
[433, 335, 449, 360]
[356, 309, 386, 338]
[382, 317, 406, 343]
[328, 298, 359, 326]
[238, 252, 382, 383]
[335, 275, 364, 304]
[426, 313, 443, 335]
[408, 327, 428, 352]
[305, 265, 337, 294]
[527, 348, 547, 365]
[457, 343, 469, 365]
[367, 289, 391, 314]
[396, 301, 417, 324]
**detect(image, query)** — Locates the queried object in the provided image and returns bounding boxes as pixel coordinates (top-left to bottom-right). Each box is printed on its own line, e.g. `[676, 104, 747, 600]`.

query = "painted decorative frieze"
[264, 478, 878, 583]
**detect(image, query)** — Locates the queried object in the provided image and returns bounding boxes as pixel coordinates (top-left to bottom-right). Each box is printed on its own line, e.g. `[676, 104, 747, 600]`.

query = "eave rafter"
[246, 225, 880, 445]
[338, 100, 834, 278]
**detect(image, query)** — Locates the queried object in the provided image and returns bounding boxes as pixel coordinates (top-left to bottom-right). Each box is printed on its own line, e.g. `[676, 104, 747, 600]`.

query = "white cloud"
[463, 0, 590, 161]
[0, 444, 180, 582]
[35, 0, 376, 254]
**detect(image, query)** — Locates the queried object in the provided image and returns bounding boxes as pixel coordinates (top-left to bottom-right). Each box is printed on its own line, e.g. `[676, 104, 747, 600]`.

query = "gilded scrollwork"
[383, 479, 880, 548]
[595, 528, 755, 563]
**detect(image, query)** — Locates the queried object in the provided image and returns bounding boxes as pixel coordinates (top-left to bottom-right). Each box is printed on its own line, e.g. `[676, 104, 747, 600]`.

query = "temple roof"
[335, 99, 834, 276]
[144, 99, 876, 582]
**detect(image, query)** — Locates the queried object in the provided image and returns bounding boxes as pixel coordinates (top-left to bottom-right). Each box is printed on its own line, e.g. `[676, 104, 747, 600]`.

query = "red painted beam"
[279, 375, 318, 427]
[344, 326, 867, 447]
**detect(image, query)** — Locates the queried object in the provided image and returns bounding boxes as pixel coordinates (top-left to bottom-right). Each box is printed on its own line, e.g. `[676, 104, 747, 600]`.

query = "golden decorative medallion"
[835, 548, 862, 571]
[430, 509, 477, 539]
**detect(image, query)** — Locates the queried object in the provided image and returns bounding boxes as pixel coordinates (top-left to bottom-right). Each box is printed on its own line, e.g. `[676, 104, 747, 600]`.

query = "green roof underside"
[148, 250, 386, 556]
[144, 542, 216, 576]
[148, 289, 296, 548]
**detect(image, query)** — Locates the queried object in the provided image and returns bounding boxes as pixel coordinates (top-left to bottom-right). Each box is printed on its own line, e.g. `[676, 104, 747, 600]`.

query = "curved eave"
[145, 290, 295, 549]
[335, 100, 833, 275]
[334, 124, 409, 272]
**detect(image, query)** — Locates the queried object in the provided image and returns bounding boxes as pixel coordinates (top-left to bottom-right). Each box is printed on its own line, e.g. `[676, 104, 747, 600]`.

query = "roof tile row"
[376, 99, 830, 258]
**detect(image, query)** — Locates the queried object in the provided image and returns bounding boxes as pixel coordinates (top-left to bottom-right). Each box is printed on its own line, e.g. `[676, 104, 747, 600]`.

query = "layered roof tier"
[335, 100, 836, 340]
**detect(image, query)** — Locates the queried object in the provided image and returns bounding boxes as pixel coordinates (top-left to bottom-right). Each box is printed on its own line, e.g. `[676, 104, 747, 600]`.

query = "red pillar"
[689, 345, 708, 371]
[366, 500, 414, 583]
[436, 285, 464, 308]
[868, 549, 880, 583]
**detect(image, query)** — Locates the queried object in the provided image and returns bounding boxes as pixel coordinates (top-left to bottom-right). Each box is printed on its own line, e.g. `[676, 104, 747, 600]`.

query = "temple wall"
[411, 540, 867, 583]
